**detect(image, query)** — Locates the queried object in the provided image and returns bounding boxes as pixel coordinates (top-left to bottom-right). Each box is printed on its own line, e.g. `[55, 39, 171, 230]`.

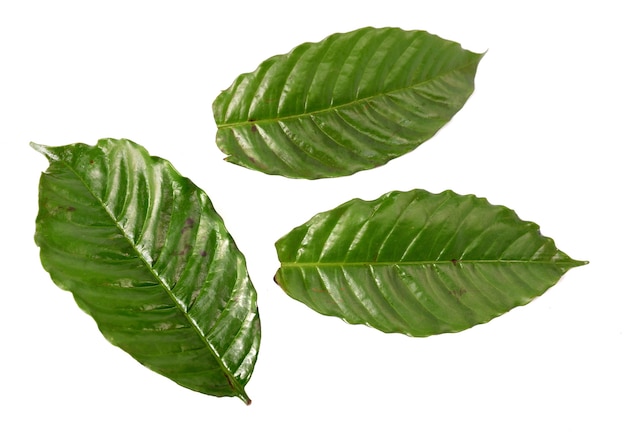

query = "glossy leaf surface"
[275, 190, 586, 336]
[213, 27, 483, 179]
[33, 138, 260, 403]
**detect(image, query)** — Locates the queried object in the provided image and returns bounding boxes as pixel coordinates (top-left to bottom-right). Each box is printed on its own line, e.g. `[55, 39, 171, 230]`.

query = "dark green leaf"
[33, 138, 260, 403]
[274, 189, 586, 336]
[213, 27, 483, 179]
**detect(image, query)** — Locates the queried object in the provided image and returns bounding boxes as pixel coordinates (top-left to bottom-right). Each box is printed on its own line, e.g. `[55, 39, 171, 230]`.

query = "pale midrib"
[217, 57, 480, 129]
[281, 259, 577, 268]
[52, 153, 249, 402]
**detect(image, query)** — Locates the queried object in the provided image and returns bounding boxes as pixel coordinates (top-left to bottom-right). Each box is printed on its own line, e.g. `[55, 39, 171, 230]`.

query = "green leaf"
[33, 138, 260, 404]
[213, 27, 483, 179]
[274, 189, 586, 337]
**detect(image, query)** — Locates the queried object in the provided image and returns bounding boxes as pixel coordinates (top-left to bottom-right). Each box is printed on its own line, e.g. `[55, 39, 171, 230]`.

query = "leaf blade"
[34, 138, 260, 403]
[213, 27, 484, 179]
[274, 190, 586, 336]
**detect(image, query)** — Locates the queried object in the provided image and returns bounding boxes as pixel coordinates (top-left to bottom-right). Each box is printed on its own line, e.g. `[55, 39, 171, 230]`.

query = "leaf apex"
[556, 249, 589, 269]
[238, 391, 252, 405]
[30, 142, 55, 160]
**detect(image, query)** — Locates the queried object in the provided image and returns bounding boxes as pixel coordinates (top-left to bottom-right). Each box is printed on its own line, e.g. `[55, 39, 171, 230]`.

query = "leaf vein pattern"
[349, 97, 417, 145]
[306, 114, 374, 165]
[460, 266, 505, 315]
[255, 125, 305, 173]
[331, 107, 401, 153]
[316, 206, 350, 262]
[433, 197, 476, 260]
[471, 264, 520, 309]
[120, 147, 142, 234]
[384, 35, 427, 86]
[390, 265, 445, 333]
[242, 61, 275, 121]
[499, 229, 539, 260]
[136, 164, 166, 260]
[374, 191, 420, 261]
[422, 265, 472, 329]
[300, 38, 334, 113]
[339, 267, 386, 325]
[352, 29, 394, 99]
[218, 58, 481, 129]
[44, 143, 252, 400]
[314, 266, 354, 319]
[459, 220, 504, 261]
[399, 193, 453, 261]
[366, 265, 413, 331]
[277, 119, 349, 173]
[438, 265, 501, 328]
[274, 44, 310, 116]
[343, 201, 386, 261]
[327, 30, 368, 106]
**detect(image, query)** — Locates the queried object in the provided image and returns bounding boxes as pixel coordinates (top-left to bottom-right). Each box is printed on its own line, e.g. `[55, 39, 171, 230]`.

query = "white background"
[1, 1, 623, 434]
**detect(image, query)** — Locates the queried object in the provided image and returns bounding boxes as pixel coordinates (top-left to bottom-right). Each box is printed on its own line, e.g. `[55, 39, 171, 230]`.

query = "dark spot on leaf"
[66, 206, 76, 212]
[89, 160, 94, 165]
[225, 375, 235, 390]
[200, 250, 207, 257]
[178, 244, 192, 256]
[187, 288, 201, 311]
[181, 217, 195, 234]
[248, 118, 258, 133]
[451, 259, 458, 266]
[449, 289, 467, 299]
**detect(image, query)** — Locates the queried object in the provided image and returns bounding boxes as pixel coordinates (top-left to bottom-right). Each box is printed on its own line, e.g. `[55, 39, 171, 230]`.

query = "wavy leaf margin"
[213, 27, 484, 179]
[274, 189, 587, 336]
[33, 138, 260, 403]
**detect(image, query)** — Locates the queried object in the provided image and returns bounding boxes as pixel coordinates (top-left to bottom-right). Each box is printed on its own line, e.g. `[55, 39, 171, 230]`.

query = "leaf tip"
[557, 249, 589, 269]
[574, 259, 589, 268]
[239, 392, 252, 405]
[30, 141, 50, 155]
[30, 141, 62, 162]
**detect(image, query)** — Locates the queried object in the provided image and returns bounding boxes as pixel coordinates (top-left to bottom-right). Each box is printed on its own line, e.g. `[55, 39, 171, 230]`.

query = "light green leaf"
[33, 138, 260, 404]
[213, 27, 483, 179]
[274, 190, 586, 336]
